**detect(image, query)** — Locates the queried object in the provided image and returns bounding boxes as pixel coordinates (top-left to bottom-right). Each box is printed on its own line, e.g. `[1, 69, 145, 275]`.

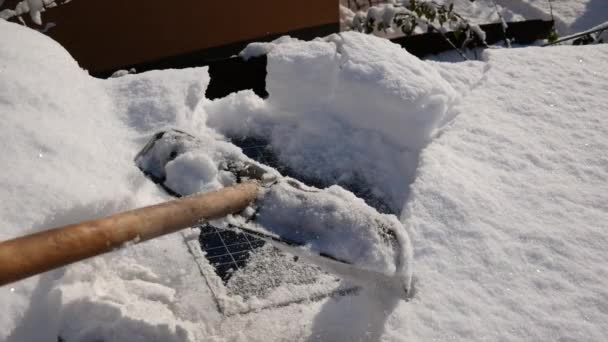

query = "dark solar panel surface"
[199, 224, 266, 282]
[198, 138, 285, 283]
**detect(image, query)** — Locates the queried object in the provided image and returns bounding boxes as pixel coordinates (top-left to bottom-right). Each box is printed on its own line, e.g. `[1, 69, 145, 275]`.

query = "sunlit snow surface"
[1, 16, 608, 342]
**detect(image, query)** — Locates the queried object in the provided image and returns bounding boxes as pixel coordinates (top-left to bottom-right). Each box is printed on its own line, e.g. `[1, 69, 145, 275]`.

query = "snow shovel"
[0, 130, 413, 299]
[134, 130, 413, 299]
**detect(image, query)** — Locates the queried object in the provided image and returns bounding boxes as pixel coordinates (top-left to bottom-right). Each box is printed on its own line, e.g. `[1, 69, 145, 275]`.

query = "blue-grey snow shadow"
[306, 289, 402, 342]
[5, 270, 66, 342]
[108, 69, 206, 134]
[57, 299, 189, 342]
[8, 272, 189, 342]
[570, 0, 606, 34]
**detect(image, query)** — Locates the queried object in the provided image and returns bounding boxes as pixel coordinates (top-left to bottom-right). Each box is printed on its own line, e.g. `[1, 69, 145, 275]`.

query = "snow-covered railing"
[389, 19, 554, 58]
[343, 1, 490, 60]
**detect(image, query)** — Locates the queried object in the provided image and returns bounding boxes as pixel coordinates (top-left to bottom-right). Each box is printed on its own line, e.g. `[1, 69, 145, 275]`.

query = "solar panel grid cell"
[199, 224, 267, 282]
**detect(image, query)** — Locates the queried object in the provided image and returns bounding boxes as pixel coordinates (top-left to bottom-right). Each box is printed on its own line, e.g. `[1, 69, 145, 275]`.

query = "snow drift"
[211, 32, 458, 214]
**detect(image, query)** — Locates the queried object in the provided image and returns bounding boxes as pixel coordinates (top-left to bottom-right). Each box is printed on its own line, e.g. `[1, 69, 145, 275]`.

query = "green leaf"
[453, 30, 463, 41]
[547, 29, 559, 43]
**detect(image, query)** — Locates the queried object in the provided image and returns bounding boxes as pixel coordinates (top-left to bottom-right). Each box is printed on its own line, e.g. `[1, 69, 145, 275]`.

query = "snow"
[404, 44, 608, 340]
[0, 19, 216, 341]
[473, 0, 607, 36]
[165, 152, 220, 195]
[135, 130, 412, 295]
[341, 0, 604, 40]
[239, 36, 304, 61]
[512, 0, 607, 34]
[251, 179, 412, 278]
[2, 6, 608, 341]
[219, 32, 458, 215]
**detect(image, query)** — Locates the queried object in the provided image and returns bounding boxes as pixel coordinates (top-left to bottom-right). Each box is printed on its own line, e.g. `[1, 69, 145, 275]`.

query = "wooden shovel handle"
[0, 181, 258, 286]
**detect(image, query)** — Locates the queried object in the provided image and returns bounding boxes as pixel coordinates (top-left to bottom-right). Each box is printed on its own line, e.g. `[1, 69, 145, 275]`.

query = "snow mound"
[108, 68, 209, 133]
[329, 32, 458, 148]
[252, 179, 412, 278]
[0, 20, 130, 240]
[134, 130, 252, 196]
[165, 152, 220, 195]
[266, 32, 458, 150]
[239, 35, 304, 60]
[265, 40, 340, 112]
[212, 32, 458, 213]
[0, 21, 213, 341]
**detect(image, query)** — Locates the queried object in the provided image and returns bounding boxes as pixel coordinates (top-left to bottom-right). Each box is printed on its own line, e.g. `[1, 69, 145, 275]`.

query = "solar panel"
[192, 138, 358, 314]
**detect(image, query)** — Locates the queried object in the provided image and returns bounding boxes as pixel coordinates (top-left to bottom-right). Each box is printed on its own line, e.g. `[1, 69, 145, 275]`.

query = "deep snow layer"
[0, 20, 217, 341]
[404, 45, 608, 341]
[1, 18, 608, 342]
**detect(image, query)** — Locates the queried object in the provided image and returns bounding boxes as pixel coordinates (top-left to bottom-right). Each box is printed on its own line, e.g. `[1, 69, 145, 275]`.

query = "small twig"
[427, 23, 469, 61]
[547, 0, 555, 23]
[491, 0, 511, 47]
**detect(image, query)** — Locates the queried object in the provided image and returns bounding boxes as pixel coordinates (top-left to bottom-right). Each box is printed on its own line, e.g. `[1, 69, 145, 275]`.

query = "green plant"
[545, 0, 559, 43]
[547, 28, 559, 43]
[349, 1, 488, 60]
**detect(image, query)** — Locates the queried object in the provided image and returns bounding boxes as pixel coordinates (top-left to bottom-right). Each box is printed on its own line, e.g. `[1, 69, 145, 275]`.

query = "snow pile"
[253, 179, 411, 276]
[134, 130, 253, 195]
[239, 35, 304, 61]
[165, 153, 220, 194]
[231, 32, 458, 149]
[0, 18, 131, 241]
[322, 32, 458, 148]
[210, 32, 458, 213]
[0, 20, 214, 341]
